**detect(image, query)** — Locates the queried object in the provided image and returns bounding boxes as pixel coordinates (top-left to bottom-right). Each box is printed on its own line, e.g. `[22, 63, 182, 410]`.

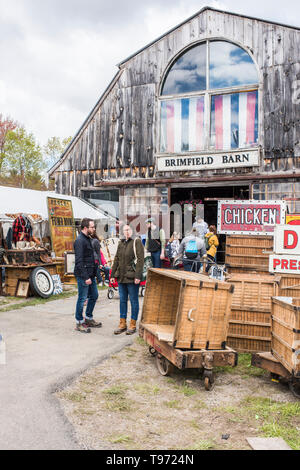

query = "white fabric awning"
[0, 186, 108, 221]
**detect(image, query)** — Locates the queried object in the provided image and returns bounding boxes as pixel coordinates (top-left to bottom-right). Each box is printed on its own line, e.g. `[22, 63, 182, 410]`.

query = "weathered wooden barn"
[49, 6, 300, 225]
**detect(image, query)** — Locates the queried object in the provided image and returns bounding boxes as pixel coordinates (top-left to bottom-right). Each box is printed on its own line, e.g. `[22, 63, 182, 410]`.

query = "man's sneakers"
[75, 322, 91, 334]
[85, 319, 103, 328]
[75, 319, 102, 333]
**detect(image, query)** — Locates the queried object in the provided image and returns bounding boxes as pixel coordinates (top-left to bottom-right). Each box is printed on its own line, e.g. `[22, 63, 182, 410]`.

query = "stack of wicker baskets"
[225, 235, 273, 275]
[226, 273, 280, 353]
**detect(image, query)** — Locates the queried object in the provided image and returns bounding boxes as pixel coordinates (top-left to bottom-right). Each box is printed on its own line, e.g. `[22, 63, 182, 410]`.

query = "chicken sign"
[270, 225, 300, 274]
[218, 200, 286, 235]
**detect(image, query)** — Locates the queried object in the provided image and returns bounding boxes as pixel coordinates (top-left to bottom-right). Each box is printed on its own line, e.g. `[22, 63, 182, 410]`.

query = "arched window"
[160, 40, 259, 154]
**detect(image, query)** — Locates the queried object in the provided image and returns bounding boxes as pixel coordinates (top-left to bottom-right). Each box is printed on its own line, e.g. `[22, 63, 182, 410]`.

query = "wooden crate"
[278, 275, 300, 298]
[226, 274, 279, 353]
[225, 235, 273, 273]
[141, 269, 234, 351]
[272, 297, 300, 376]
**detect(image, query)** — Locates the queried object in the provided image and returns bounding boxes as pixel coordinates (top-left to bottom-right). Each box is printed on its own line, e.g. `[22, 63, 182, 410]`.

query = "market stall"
[0, 186, 110, 297]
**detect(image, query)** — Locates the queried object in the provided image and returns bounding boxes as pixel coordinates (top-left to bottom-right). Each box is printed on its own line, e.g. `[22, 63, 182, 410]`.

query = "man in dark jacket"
[111, 225, 144, 335]
[74, 218, 102, 333]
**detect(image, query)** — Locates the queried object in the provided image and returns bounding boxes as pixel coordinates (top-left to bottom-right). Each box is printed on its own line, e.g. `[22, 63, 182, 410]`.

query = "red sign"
[286, 215, 300, 226]
[218, 200, 286, 235]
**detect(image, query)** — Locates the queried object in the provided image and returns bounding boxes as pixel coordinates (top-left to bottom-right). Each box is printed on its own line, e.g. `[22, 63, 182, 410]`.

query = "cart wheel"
[156, 354, 173, 376]
[149, 346, 156, 357]
[289, 379, 300, 399]
[203, 371, 215, 391]
[140, 287, 146, 297]
[107, 289, 115, 299]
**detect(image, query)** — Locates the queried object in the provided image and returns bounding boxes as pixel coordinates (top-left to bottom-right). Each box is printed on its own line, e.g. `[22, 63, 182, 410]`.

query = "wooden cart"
[252, 296, 300, 398]
[139, 324, 238, 391]
[139, 269, 238, 390]
[251, 352, 300, 398]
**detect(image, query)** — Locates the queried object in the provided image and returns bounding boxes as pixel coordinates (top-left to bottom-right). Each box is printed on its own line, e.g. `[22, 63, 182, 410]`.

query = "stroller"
[107, 269, 147, 299]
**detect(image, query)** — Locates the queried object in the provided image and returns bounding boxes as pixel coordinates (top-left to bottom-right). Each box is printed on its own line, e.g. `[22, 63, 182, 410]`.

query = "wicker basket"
[141, 269, 234, 351]
[226, 235, 273, 273]
[272, 297, 300, 376]
[278, 275, 300, 298]
[226, 274, 279, 353]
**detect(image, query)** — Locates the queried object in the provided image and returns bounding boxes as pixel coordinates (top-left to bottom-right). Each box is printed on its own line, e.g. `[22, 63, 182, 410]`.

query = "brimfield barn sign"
[218, 200, 286, 235]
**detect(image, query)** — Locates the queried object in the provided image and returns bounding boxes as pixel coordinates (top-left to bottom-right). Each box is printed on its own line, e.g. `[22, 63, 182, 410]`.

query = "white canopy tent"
[0, 186, 114, 243]
[0, 186, 107, 221]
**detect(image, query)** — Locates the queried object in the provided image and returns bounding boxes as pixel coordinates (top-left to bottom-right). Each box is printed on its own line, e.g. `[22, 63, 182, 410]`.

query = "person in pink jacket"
[91, 233, 110, 285]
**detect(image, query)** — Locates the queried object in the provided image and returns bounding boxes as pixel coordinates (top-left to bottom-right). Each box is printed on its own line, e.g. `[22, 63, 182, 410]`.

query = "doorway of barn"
[170, 184, 250, 262]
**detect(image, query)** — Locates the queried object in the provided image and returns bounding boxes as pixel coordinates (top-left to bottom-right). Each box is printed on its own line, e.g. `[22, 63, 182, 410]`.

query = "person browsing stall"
[74, 218, 102, 333]
[111, 225, 144, 336]
[145, 218, 166, 269]
[178, 227, 206, 273]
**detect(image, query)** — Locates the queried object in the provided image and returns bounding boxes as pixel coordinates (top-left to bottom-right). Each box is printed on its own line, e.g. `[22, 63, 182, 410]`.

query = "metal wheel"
[156, 354, 173, 376]
[107, 289, 115, 299]
[289, 379, 300, 399]
[149, 346, 156, 357]
[203, 371, 215, 391]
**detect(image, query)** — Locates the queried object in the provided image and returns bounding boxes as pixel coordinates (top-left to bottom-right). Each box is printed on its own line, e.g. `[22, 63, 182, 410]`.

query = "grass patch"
[164, 400, 182, 409]
[134, 383, 160, 396]
[218, 396, 300, 450]
[103, 385, 128, 397]
[108, 434, 133, 444]
[103, 385, 132, 413]
[215, 353, 267, 378]
[187, 440, 216, 450]
[0, 290, 78, 313]
[135, 337, 146, 346]
[61, 391, 87, 403]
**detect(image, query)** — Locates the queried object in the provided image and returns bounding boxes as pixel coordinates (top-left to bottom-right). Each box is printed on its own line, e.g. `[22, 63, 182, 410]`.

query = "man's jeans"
[118, 283, 140, 321]
[75, 277, 99, 324]
[183, 259, 201, 273]
[151, 250, 161, 269]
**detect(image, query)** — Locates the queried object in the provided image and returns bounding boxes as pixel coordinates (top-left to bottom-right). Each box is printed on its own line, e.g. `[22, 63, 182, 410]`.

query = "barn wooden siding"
[50, 8, 300, 196]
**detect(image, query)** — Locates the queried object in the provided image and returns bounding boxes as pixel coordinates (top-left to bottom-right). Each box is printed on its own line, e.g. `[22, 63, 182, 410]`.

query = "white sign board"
[157, 150, 259, 172]
[274, 225, 300, 255]
[269, 254, 300, 274]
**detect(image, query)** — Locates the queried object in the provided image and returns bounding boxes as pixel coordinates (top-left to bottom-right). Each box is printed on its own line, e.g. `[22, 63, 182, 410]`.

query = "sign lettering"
[218, 200, 286, 235]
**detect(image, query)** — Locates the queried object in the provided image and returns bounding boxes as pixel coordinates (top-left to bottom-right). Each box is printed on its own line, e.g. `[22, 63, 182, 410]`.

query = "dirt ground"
[56, 335, 300, 451]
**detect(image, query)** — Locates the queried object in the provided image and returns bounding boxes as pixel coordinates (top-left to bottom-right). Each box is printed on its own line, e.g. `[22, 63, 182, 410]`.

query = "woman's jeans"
[75, 277, 99, 324]
[205, 255, 216, 273]
[151, 250, 161, 268]
[118, 283, 140, 321]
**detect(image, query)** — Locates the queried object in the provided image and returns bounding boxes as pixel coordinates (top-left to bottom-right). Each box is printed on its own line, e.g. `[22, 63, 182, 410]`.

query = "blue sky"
[0, 0, 298, 146]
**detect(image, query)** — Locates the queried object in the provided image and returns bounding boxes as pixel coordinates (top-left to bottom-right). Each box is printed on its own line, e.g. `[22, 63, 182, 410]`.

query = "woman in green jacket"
[111, 225, 144, 335]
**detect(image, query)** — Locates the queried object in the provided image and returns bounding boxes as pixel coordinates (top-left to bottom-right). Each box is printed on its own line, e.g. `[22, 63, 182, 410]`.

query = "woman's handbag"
[132, 239, 149, 282]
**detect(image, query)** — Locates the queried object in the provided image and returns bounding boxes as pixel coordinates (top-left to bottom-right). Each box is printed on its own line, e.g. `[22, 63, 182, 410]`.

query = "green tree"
[0, 114, 18, 173]
[3, 127, 45, 189]
[43, 136, 72, 169]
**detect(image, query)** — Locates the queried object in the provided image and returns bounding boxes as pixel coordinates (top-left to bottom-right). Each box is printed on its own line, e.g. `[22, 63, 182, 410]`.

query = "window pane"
[160, 97, 205, 153]
[210, 91, 258, 150]
[210, 41, 258, 89]
[161, 44, 206, 95]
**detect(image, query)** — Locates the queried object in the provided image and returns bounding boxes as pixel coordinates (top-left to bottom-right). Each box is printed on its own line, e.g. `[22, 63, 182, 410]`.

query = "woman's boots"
[114, 318, 127, 335]
[114, 318, 137, 335]
[126, 319, 137, 335]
